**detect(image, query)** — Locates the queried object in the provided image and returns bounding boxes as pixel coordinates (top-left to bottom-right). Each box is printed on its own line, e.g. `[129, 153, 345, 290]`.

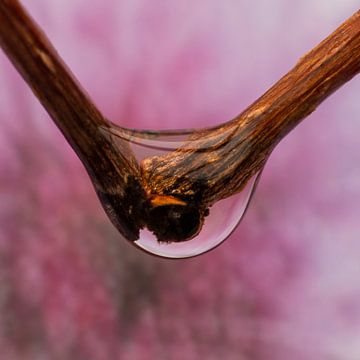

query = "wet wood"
[142, 10, 360, 207]
[141, 9, 360, 240]
[1, 0, 359, 242]
[0, 0, 147, 241]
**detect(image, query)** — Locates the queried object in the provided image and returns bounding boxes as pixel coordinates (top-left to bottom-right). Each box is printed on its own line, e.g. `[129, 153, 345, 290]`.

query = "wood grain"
[1, 0, 359, 242]
[0, 0, 147, 241]
[142, 10, 360, 203]
[141, 10, 360, 240]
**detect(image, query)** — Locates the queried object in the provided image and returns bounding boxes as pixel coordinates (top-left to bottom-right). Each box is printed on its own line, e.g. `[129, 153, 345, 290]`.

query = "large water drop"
[102, 125, 261, 259]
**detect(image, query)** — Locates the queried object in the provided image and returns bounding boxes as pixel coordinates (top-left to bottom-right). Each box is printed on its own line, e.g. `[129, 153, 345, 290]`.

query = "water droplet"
[136, 175, 259, 259]
[101, 125, 261, 259]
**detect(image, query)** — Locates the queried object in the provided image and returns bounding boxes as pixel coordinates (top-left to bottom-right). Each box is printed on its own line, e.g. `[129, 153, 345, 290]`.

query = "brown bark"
[0, 0, 359, 242]
[0, 0, 147, 241]
[141, 10, 360, 207]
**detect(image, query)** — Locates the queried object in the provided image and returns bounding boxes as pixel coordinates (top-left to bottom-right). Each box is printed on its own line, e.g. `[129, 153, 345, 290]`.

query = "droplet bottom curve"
[136, 173, 259, 258]
[103, 125, 261, 259]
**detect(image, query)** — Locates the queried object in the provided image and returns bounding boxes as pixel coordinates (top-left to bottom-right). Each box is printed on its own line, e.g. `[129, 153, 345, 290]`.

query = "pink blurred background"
[1, 0, 360, 359]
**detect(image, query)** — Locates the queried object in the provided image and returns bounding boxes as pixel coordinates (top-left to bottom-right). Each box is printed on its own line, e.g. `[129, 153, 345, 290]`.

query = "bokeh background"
[1, 0, 360, 359]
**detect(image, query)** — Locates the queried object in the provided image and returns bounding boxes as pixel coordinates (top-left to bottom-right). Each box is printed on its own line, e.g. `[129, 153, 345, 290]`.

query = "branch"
[140, 10, 360, 240]
[0, 0, 359, 243]
[142, 9, 360, 206]
[0, 0, 147, 241]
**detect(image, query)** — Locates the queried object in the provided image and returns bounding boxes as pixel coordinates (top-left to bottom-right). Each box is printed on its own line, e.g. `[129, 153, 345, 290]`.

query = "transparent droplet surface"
[102, 125, 261, 259]
[136, 174, 259, 259]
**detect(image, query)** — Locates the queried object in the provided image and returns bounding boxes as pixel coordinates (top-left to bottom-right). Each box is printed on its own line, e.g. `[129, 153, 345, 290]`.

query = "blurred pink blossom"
[0, 1, 360, 359]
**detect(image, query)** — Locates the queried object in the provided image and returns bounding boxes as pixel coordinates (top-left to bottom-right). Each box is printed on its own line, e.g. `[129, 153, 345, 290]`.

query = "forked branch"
[0, 0, 359, 242]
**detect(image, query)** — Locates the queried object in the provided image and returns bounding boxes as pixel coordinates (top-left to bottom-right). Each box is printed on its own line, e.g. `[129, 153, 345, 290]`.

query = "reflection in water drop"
[102, 125, 261, 259]
[136, 173, 259, 258]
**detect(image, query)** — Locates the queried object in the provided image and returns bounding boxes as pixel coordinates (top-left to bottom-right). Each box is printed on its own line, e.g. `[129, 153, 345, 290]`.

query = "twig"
[142, 10, 360, 206]
[0, 0, 359, 242]
[0, 0, 147, 241]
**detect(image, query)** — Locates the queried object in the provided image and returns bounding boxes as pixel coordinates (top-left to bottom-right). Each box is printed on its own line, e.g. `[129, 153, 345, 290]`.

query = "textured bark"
[0, 0, 359, 242]
[141, 10, 360, 205]
[0, 0, 147, 241]
[140, 9, 360, 240]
